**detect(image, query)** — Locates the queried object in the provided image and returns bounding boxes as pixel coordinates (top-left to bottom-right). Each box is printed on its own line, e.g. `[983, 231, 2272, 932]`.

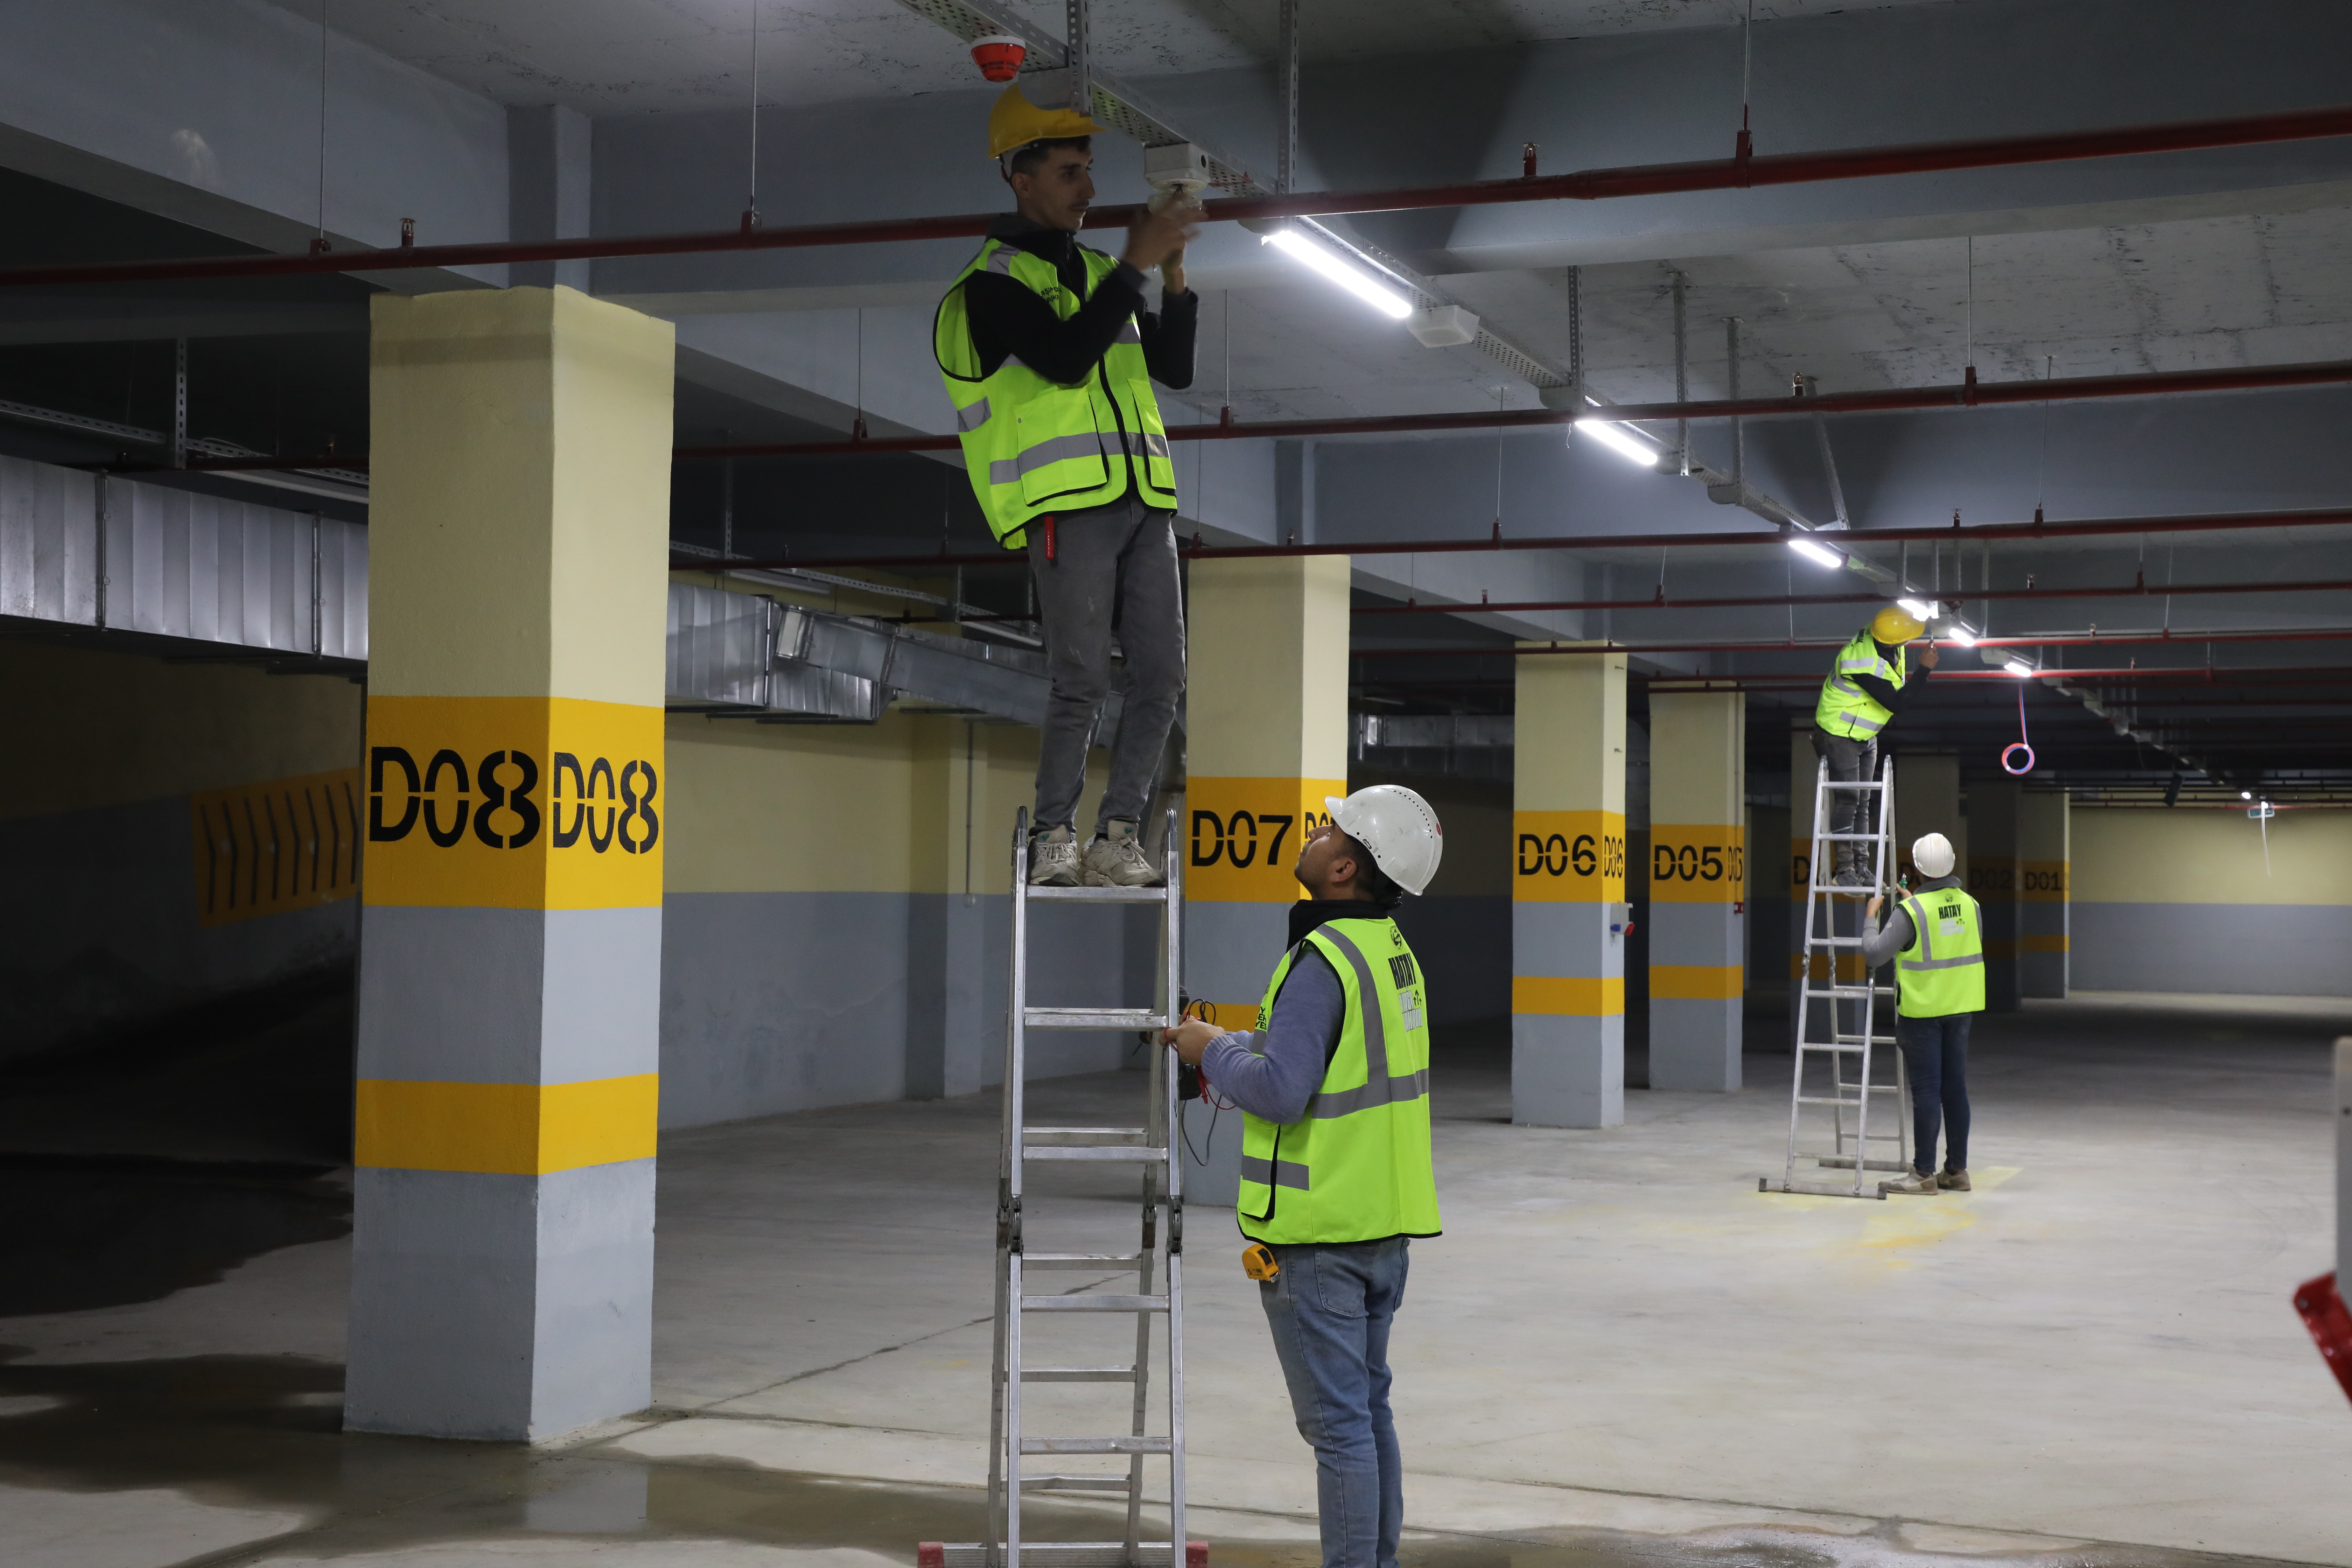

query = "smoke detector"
[971, 34, 1025, 82]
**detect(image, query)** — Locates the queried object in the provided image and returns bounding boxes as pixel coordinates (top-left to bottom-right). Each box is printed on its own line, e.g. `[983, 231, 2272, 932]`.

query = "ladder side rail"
[1006, 812, 1032, 1568]
[1782, 756, 1832, 1191]
[1157, 806, 1188, 1561]
[1124, 1031, 1163, 1558]
[1849, 754, 1892, 1196]
[988, 810, 1028, 1568]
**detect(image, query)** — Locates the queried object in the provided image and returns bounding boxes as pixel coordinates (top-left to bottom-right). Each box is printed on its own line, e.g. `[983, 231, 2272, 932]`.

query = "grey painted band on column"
[1511, 1011, 1624, 1129]
[1186, 900, 1290, 1003]
[1513, 900, 1622, 979]
[358, 904, 662, 1084]
[1644, 900, 1742, 958]
[345, 1158, 655, 1441]
[1649, 997, 1744, 1092]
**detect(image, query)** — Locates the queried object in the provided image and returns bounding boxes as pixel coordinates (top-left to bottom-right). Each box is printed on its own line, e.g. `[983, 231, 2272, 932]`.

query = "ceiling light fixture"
[1942, 623, 1978, 647]
[2004, 657, 2035, 677]
[1262, 229, 1413, 320]
[1787, 537, 1844, 569]
[1577, 419, 1662, 467]
[1897, 597, 1934, 619]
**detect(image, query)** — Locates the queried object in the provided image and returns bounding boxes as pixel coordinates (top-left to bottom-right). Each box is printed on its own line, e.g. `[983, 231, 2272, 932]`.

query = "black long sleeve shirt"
[1852, 638, 1933, 715]
[963, 215, 1198, 390]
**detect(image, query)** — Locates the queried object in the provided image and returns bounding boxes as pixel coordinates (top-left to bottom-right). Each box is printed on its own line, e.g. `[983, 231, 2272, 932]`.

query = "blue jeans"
[1898, 1011, 1972, 1175]
[1257, 1238, 1409, 1568]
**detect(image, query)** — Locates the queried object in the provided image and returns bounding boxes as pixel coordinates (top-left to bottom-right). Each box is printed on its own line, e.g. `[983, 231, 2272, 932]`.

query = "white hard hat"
[1912, 832, 1956, 880]
[1325, 784, 1443, 897]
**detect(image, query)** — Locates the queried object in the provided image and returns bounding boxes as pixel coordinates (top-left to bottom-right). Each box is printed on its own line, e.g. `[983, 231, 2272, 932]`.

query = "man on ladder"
[1814, 606, 1940, 884]
[1162, 786, 1444, 1568]
[1863, 832, 1984, 1195]
[934, 84, 1199, 889]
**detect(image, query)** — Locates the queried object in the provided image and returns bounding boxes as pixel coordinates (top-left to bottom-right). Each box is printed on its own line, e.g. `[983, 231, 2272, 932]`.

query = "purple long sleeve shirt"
[1197, 950, 1347, 1124]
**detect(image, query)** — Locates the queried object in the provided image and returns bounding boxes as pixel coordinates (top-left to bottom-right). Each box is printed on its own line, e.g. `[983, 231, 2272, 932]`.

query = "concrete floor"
[2, 990, 2348, 1568]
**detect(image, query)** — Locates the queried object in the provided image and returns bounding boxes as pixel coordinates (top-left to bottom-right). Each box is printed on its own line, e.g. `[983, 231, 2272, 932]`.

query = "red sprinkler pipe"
[686, 504, 2352, 574]
[669, 357, 2352, 464]
[1348, 626, 2352, 659]
[7, 104, 2352, 290]
[1356, 574, 2352, 617]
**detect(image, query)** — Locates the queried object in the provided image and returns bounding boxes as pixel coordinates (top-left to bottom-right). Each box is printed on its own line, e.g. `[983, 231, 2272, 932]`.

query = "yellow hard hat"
[1870, 605, 1927, 644]
[987, 83, 1104, 160]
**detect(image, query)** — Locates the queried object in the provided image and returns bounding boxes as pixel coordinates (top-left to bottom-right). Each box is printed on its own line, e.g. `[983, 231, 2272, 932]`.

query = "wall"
[2071, 806, 2352, 997]
[656, 706, 1146, 1130]
[0, 638, 363, 1057]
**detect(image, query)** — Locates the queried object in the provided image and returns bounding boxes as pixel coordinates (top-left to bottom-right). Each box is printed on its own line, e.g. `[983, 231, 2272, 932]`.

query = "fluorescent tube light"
[1897, 598, 1934, 619]
[1262, 229, 1413, 320]
[1577, 419, 1662, 467]
[2004, 658, 2034, 677]
[1787, 537, 1844, 569]
[2241, 790, 2253, 800]
[1942, 624, 1978, 647]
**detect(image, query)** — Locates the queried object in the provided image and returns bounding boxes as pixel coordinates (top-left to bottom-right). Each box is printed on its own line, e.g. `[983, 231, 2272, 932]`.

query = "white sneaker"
[1028, 826, 1080, 887]
[1082, 822, 1163, 888]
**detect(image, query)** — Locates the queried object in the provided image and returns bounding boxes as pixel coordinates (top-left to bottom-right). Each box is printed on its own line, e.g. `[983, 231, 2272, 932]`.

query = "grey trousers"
[1027, 495, 1186, 836]
[1809, 727, 1878, 869]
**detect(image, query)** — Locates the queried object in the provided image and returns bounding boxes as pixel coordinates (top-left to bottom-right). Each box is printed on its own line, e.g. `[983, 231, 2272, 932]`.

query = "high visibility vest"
[1236, 917, 1442, 1245]
[1815, 630, 1906, 739]
[1896, 886, 1987, 1017]
[933, 238, 1179, 549]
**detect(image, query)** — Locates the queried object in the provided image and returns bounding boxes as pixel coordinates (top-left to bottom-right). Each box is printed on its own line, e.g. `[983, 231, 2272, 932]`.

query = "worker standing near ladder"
[1162, 785, 1444, 1568]
[1813, 606, 1939, 884]
[1864, 832, 1984, 1195]
[935, 84, 1199, 888]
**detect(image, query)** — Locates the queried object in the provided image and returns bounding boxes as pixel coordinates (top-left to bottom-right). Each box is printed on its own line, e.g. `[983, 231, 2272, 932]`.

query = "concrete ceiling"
[271, 0, 1964, 114]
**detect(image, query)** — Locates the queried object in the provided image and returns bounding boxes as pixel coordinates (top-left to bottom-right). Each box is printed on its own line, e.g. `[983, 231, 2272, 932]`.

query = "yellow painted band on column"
[364, 695, 664, 910]
[1647, 825, 1746, 903]
[1512, 975, 1624, 1016]
[2021, 861, 2069, 900]
[1512, 810, 1626, 902]
[1184, 776, 1347, 901]
[2024, 933, 2070, 952]
[1790, 838, 1816, 896]
[355, 1074, 660, 1174]
[1650, 964, 1744, 1000]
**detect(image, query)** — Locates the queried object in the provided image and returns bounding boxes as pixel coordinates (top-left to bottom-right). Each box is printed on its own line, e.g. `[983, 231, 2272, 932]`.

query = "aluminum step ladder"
[926, 808, 1197, 1568]
[1765, 756, 1913, 1198]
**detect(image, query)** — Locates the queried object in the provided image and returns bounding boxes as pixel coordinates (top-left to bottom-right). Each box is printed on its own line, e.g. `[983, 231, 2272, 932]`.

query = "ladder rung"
[1816, 1157, 1911, 1170]
[1022, 1294, 1169, 1313]
[1022, 1366, 1141, 1382]
[1026, 1146, 1169, 1163]
[1815, 831, 1886, 840]
[1027, 1128, 1148, 1146]
[1019, 1474, 1138, 1491]
[1025, 1007, 1163, 1030]
[1030, 884, 1176, 907]
[1803, 986, 1892, 999]
[1763, 1178, 1888, 1200]
[1023, 1253, 1147, 1270]
[1798, 1042, 1866, 1053]
[1795, 1094, 1870, 1107]
[926, 1544, 1191, 1567]
[1022, 1436, 1173, 1455]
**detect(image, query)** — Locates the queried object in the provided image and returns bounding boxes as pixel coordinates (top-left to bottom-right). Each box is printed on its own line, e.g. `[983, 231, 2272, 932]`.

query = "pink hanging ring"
[2000, 684, 2035, 775]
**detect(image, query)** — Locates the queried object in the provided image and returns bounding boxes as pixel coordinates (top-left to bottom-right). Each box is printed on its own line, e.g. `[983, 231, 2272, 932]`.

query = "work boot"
[1881, 1169, 1941, 1196]
[1083, 819, 1163, 888]
[1829, 845, 1868, 888]
[1028, 824, 1080, 887]
[1936, 1168, 1972, 1192]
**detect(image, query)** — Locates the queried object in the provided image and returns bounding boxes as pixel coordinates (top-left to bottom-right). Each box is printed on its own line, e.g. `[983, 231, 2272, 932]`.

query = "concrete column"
[1968, 778, 2023, 1012]
[1646, 691, 1746, 1090]
[508, 105, 592, 292]
[1893, 754, 1963, 882]
[1181, 554, 1351, 1202]
[2019, 789, 2071, 997]
[907, 719, 991, 1099]
[1513, 649, 1628, 1127]
[349, 287, 673, 1441]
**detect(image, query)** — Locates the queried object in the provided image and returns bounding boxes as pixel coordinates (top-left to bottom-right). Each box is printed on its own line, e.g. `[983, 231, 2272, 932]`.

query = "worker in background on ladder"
[934, 84, 1200, 889]
[1161, 785, 1445, 1568]
[1813, 605, 1939, 885]
[1863, 831, 1983, 1195]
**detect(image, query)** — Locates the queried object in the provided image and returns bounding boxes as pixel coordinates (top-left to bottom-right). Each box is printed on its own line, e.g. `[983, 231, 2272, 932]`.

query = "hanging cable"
[313, 1, 330, 253]
[2001, 682, 2036, 775]
[743, 1, 762, 230]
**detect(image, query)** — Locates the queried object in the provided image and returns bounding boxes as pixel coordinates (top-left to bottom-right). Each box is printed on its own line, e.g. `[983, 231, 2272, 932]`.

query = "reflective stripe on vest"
[1237, 918, 1443, 1246]
[1816, 630, 1905, 739]
[1897, 887, 1986, 1017]
[933, 238, 1179, 548]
